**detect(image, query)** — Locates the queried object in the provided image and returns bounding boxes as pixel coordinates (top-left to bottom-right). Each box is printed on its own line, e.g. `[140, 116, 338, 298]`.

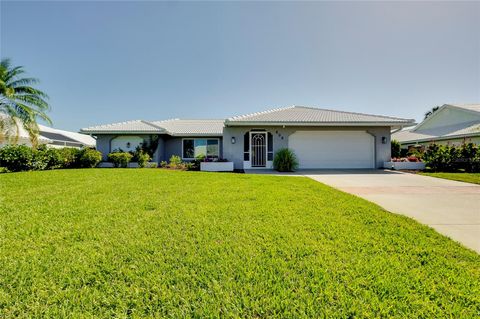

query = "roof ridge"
[228, 106, 296, 121]
[139, 120, 168, 131]
[292, 105, 413, 121]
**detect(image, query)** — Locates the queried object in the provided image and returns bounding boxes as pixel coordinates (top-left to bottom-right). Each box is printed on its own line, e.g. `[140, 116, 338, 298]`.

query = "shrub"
[185, 162, 196, 171]
[160, 161, 168, 168]
[58, 148, 80, 168]
[391, 140, 401, 158]
[135, 150, 151, 168]
[0, 145, 34, 172]
[458, 143, 478, 172]
[0, 167, 10, 173]
[0, 145, 102, 172]
[108, 152, 133, 168]
[273, 148, 299, 172]
[34, 146, 64, 170]
[423, 143, 463, 172]
[79, 148, 102, 168]
[169, 155, 182, 167]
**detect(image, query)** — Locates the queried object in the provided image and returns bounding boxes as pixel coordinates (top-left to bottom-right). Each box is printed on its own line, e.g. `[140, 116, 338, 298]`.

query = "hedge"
[423, 143, 480, 172]
[0, 145, 102, 172]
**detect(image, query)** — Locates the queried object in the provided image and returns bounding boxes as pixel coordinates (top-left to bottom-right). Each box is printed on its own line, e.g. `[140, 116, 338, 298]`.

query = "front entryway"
[250, 132, 267, 167]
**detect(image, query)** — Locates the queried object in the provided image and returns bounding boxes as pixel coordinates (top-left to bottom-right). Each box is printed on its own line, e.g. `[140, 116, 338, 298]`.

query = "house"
[392, 104, 480, 150]
[0, 115, 96, 149]
[80, 106, 414, 169]
[36, 125, 96, 148]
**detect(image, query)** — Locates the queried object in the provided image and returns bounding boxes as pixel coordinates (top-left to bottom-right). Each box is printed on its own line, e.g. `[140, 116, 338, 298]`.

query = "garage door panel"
[288, 131, 374, 169]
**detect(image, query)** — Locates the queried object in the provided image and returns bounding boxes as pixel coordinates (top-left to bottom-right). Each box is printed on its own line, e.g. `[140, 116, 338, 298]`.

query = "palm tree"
[0, 58, 51, 147]
[424, 106, 440, 120]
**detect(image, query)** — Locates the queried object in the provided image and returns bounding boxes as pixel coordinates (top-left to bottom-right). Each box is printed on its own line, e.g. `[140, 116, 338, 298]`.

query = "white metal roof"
[226, 106, 414, 125]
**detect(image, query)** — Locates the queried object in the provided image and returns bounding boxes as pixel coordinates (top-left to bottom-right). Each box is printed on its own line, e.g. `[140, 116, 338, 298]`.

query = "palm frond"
[0, 58, 51, 133]
[8, 78, 40, 88]
[11, 94, 50, 111]
[10, 86, 49, 100]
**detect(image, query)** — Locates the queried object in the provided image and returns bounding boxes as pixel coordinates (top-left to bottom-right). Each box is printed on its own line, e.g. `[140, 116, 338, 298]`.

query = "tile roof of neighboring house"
[226, 106, 414, 125]
[81, 120, 167, 134]
[81, 119, 224, 136]
[393, 121, 480, 143]
[151, 119, 224, 136]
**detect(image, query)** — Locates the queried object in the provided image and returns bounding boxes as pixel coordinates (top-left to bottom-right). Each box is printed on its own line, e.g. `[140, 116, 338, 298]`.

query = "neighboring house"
[37, 125, 96, 148]
[0, 118, 96, 149]
[392, 104, 480, 149]
[81, 106, 413, 169]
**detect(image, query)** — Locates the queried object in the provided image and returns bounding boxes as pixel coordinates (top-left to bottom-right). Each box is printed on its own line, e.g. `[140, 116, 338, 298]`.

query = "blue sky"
[1, 1, 479, 131]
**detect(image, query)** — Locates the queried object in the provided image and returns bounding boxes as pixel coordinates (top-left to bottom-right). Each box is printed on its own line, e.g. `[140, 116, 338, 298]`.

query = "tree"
[424, 106, 440, 120]
[0, 58, 51, 147]
[391, 139, 401, 158]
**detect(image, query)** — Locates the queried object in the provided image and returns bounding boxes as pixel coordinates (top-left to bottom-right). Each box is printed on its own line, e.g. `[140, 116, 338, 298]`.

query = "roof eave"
[224, 121, 415, 127]
[169, 133, 223, 137]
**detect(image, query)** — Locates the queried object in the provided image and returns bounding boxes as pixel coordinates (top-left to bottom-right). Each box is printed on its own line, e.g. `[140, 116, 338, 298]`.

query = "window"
[182, 139, 219, 159]
[183, 139, 194, 158]
[267, 132, 273, 161]
[244, 132, 249, 161]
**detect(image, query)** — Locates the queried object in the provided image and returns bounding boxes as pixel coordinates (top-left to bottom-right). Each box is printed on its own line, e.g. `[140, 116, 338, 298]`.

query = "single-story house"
[392, 104, 480, 149]
[80, 106, 414, 169]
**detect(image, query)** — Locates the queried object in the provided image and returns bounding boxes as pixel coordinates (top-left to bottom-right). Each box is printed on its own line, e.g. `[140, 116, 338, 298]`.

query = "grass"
[420, 172, 480, 185]
[0, 169, 479, 318]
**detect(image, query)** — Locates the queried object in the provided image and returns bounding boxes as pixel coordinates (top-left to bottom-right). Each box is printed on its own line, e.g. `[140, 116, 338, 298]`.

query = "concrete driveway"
[303, 170, 480, 253]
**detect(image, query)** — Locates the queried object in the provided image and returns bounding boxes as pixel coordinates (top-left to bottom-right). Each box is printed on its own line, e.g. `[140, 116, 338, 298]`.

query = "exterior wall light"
[231, 137, 236, 144]
[126, 142, 131, 148]
[382, 137, 387, 144]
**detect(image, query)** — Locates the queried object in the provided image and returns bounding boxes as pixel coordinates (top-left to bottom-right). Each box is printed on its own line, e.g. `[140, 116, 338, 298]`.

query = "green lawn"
[420, 172, 480, 185]
[1, 169, 479, 318]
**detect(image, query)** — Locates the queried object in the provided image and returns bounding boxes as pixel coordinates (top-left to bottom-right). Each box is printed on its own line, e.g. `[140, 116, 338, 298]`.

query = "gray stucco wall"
[95, 134, 115, 161]
[94, 134, 163, 161]
[223, 126, 391, 169]
[95, 134, 223, 163]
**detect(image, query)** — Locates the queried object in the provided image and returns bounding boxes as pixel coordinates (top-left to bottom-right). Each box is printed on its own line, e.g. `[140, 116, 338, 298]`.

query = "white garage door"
[288, 131, 375, 169]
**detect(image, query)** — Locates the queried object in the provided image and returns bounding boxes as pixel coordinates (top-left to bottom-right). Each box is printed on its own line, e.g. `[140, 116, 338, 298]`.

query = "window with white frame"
[182, 138, 219, 159]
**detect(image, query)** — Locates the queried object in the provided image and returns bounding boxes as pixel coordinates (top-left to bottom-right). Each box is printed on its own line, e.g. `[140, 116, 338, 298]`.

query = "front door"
[250, 132, 267, 167]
